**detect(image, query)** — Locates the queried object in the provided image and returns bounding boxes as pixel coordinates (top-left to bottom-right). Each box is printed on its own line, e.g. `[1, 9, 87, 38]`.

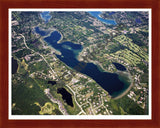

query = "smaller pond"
[12, 57, 18, 74]
[112, 62, 126, 71]
[57, 88, 74, 107]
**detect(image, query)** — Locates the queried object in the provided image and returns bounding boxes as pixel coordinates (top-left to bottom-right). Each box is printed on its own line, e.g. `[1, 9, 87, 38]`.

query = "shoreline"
[57, 30, 63, 44]
[35, 26, 64, 55]
[77, 56, 133, 100]
[112, 82, 133, 100]
[112, 71, 133, 100]
[89, 11, 117, 25]
[98, 14, 117, 25]
[40, 12, 52, 23]
[41, 27, 64, 44]
[37, 26, 133, 100]
[89, 60, 134, 100]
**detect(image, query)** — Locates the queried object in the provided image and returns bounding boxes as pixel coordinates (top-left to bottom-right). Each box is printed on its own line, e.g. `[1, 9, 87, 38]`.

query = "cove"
[35, 27, 49, 36]
[88, 11, 117, 25]
[36, 28, 130, 98]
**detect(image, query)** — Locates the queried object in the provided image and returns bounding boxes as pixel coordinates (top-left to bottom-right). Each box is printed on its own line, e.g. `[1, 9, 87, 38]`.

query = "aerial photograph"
[10, 9, 150, 118]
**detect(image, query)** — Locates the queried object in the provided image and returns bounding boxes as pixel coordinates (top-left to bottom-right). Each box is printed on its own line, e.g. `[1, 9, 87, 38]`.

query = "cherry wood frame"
[0, 0, 160, 128]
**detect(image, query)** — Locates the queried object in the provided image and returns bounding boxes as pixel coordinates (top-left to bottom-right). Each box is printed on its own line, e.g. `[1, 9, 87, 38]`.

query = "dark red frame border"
[0, 0, 160, 128]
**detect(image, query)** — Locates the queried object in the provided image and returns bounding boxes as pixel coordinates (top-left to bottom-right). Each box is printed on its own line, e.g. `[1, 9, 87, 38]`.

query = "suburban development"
[11, 10, 150, 116]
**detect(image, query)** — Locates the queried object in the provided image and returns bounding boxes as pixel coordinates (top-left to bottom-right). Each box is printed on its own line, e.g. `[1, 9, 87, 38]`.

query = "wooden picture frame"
[0, 0, 160, 128]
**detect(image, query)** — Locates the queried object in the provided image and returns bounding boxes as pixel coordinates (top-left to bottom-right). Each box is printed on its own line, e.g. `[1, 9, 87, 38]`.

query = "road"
[19, 34, 57, 77]
[19, 34, 110, 115]
[19, 34, 68, 114]
[65, 84, 86, 115]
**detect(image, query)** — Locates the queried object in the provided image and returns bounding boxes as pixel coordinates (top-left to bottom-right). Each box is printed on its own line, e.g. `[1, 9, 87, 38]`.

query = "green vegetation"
[108, 96, 145, 115]
[126, 33, 145, 46]
[12, 74, 50, 115]
[11, 11, 149, 115]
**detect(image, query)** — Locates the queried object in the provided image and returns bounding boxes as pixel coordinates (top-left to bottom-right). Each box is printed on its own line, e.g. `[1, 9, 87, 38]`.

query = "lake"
[88, 11, 117, 25]
[35, 27, 130, 97]
[40, 11, 116, 25]
[40, 11, 52, 22]
[37, 11, 130, 97]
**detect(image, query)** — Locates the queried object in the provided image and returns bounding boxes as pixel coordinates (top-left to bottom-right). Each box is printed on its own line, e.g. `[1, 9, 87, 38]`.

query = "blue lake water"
[109, 12, 116, 15]
[35, 27, 130, 97]
[35, 27, 48, 36]
[88, 11, 117, 25]
[36, 11, 131, 97]
[40, 11, 52, 22]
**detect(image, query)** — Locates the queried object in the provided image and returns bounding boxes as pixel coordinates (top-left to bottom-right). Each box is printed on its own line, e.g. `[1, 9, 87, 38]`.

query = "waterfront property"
[35, 27, 130, 98]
